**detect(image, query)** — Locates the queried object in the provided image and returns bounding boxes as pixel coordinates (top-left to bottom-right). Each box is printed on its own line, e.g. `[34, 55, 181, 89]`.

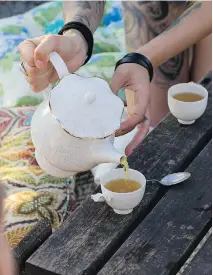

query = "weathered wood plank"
[13, 219, 52, 271]
[181, 232, 212, 275]
[98, 141, 212, 275]
[26, 73, 212, 275]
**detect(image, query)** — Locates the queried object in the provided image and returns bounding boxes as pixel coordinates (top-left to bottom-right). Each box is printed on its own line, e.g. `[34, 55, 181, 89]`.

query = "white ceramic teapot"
[31, 52, 125, 178]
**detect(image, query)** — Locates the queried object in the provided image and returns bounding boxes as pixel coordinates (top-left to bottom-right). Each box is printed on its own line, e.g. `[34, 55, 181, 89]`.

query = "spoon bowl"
[160, 172, 191, 186]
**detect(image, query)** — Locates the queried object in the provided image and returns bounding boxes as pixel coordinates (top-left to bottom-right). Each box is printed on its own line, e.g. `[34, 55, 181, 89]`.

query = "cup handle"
[41, 52, 69, 100]
[91, 193, 111, 203]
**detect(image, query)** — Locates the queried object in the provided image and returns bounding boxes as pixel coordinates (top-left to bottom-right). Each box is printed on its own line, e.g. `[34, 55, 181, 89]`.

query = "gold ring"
[19, 61, 28, 76]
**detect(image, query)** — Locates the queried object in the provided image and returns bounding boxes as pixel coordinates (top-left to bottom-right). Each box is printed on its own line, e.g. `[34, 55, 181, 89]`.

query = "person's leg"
[122, 1, 191, 127]
[0, 185, 14, 275]
[191, 34, 212, 82]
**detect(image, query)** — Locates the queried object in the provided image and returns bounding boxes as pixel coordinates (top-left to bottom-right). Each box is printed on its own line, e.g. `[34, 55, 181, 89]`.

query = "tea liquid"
[105, 179, 141, 193]
[105, 157, 141, 193]
[121, 156, 129, 180]
[173, 92, 203, 102]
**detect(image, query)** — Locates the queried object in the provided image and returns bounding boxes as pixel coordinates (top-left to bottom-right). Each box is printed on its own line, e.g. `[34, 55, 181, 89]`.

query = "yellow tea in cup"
[105, 156, 141, 193]
[105, 179, 141, 193]
[173, 92, 204, 102]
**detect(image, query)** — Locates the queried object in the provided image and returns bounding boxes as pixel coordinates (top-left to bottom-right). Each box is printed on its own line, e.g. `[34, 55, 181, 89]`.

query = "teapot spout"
[93, 138, 125, 166]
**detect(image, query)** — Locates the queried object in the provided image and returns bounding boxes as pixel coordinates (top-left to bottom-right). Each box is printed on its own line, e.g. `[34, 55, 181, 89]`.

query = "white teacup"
[168, 82, 208, 125]
[91, 168, 146, 215]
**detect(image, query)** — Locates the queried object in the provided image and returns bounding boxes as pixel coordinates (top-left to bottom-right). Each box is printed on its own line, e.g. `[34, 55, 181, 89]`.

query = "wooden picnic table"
[26, 71, 212, 275]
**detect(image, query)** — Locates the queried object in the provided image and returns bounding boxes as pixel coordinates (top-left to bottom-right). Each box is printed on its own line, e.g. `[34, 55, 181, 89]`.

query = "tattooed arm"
[138, 2, 212, 67]
[63, 1, 105, 33]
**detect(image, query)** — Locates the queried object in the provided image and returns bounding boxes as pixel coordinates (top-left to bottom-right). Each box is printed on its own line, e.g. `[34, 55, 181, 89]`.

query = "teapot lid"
[49, 74, 124, 139]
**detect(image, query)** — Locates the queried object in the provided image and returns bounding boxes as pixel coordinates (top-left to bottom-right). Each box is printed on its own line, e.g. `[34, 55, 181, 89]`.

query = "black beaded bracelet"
[58, 22, 94, 65]
[115, 53, 154, 82]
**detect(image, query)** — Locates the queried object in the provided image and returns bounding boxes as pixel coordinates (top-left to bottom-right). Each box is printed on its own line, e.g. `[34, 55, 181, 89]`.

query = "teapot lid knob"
[84, 92, 96, 104]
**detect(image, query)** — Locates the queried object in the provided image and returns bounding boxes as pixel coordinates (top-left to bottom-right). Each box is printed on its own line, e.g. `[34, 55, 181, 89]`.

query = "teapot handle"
[41, 52, 69, 99]
[49, 52, 69, 79]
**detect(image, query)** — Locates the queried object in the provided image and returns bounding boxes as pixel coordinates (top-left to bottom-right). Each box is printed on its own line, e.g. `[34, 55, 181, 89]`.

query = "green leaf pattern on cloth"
[0, 26, 24, 35]
[0, 106, 76, 248]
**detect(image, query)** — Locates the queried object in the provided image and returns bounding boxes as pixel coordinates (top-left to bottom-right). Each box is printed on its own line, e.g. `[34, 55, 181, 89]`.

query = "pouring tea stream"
[31, 52, 125, 178]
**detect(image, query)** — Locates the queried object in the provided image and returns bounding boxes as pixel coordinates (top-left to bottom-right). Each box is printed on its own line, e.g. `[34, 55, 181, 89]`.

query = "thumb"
[110, 69, 125, 94]
[34, 35, 59, 69]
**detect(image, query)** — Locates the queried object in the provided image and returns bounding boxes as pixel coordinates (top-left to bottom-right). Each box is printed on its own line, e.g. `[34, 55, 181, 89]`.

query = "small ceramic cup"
[91, 168, 146, 215]
[168, 82, 208, 125]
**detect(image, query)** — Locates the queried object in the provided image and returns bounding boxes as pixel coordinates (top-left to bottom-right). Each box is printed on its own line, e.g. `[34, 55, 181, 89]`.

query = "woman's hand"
[18, 30, 87, 92]
[110, 63, 151, 154]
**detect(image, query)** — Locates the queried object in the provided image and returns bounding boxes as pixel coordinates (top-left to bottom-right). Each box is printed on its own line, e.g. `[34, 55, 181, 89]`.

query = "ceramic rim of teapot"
[47, 73, 124, 140]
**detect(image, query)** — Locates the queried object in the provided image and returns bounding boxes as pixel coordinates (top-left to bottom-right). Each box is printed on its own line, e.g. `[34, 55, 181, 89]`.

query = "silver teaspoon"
[147, 172, 191, 186]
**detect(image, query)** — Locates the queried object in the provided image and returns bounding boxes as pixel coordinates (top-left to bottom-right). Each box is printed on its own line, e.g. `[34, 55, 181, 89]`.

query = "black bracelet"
[58, 22, 94, 65]
[115, 53, 154, 82]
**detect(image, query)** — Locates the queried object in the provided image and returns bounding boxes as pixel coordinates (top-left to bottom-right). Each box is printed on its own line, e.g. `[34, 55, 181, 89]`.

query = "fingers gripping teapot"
[31, 52, 125, 178]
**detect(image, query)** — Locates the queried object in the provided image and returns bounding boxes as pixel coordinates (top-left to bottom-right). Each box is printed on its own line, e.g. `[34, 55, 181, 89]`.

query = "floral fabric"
[0, 1, 125, 107]
[0, 106, 76, 248]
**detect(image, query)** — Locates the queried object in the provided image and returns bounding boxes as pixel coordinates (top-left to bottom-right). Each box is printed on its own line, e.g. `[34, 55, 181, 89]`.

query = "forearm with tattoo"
[63, 1, 105, 33]
[166, 2, 202, 32]
[138, 1, 211, 69]
[122, 1, 189, 82]
[123, 2, 188, 53]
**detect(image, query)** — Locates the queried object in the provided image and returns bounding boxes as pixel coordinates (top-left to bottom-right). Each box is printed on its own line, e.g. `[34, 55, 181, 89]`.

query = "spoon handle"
[146, 179, 160, 184]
